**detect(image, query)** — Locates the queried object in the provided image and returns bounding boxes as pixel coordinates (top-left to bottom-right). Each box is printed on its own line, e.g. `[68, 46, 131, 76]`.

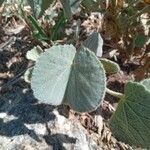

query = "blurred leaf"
[100, 58, 120, 74]
[51, 11, 66, 41]
[134, 34, 148, 48]
[27, 0, 54, 18]
[28, 15, 49, 41]
[60, 0, 81, 19]
[83, 31, 103, 57]
[82, 0, 101, 12]
[110, 81, 150, 148]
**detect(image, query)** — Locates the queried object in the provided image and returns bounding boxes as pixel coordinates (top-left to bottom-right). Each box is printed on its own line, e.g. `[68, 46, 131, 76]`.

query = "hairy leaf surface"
[110, 81, 150, 148]
[31, 45, 76, 105]
[64, 46, 106, 112]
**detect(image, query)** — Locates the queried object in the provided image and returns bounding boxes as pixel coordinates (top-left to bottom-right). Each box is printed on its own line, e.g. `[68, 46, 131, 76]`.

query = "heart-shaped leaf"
[31, 45, 106, 112]
[109, 81, 150, 148]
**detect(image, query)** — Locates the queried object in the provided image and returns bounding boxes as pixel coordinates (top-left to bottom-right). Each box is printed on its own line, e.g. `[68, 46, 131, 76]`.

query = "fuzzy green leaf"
[83, 31, 103, 57]
[100, 58, 120, 74]
[64, 46, 106, 112]
[0, 0, 5, 6]
[109, 81, 150, 148]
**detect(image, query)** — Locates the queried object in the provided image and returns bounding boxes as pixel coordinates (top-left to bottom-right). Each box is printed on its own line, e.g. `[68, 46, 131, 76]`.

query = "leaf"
[81, 0, 101, 12]
[28, 15, 48, 41]
[83, 31, 103, 57]
[134, 34, 148, 48]
[31, 45, 106, 112]
[64, 46, 106, 112]
[24, 67, 34, 83]
[109, 81, 150, 148]
[141, 78, 150, 91]
[60, 0, 81, 19]
[26, 46, 43, 61]
[0, 0, 5, 6]
[27, 0, 54, 18]
[51, 11, 66, 41]
[100, 58, 120, 74]
[31, 45, 76, 105]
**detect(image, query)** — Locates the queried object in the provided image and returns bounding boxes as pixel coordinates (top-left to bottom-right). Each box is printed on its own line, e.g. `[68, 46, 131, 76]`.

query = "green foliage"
[134, 34, 148, 48]
[28, 15, 49, 41]
[83, 31, 103, 57]
[63, 46, 106, 112]
[27, 0, 54, 18]
[51, 11, 66, 41]
[81, 0, 101, 12]
[60, 0, 81, 19]
[31, 44, 106, 112]
[109, 81, 150, 148]
[100, 58, 120, 74]
[0, 0, 5, 6]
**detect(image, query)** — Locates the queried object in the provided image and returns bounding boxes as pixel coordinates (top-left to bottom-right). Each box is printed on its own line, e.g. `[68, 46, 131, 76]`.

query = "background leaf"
[27, 0, 54, 18]
[64, 46, 106, 112]
[0, 0, 5, 6]
[100, 58, 120, 74]
[83, 31, 103, 57]
[109, 81, 150, 148]
[31, 45, 76, 105]
[60, 0, 81, 19]
[26, 46, 43, 61]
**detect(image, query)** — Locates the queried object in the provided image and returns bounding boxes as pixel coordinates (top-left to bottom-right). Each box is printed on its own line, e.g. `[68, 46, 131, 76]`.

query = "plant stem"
[106, 88, 124, 99]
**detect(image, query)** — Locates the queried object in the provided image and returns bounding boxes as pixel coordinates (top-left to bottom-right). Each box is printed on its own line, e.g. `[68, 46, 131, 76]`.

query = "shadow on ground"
[0, 87, 55, 141]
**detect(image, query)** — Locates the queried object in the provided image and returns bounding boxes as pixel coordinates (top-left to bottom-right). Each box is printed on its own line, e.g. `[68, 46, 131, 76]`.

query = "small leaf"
[28, 15, 48, 41]
[109, 81, 150, 148]
[134, 34, 148, 48]
[26, 46, 43, 61]
[64, 46, 106, 112]
[83, 31, 103, 57]
[24, 67, 34, 83]
[31, 45, 76, 105]
[100, 58, 120, 74]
